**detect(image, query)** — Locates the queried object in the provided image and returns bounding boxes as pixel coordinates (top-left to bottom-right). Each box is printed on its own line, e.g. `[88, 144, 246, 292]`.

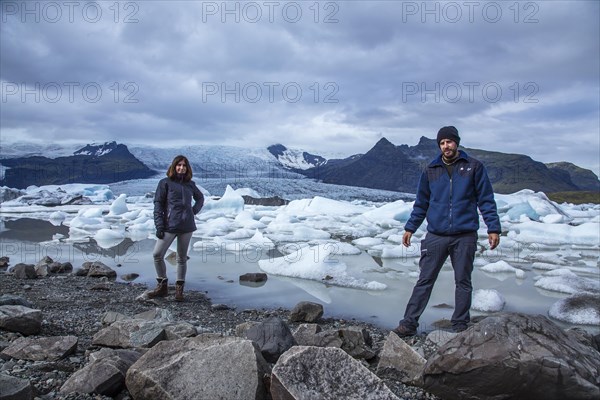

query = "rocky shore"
[1, 259, 440, 400]
[1, 258, 599, 400]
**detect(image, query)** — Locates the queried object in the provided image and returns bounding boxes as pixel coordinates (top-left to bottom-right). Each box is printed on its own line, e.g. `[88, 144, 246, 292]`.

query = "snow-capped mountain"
[73, 141, 121, 157]
[267, 144, 328, 170]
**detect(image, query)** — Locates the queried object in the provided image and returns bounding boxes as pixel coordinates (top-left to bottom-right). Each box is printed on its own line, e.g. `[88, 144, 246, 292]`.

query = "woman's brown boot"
[147, 278, 168, 298]
[175, 280, 185, 302]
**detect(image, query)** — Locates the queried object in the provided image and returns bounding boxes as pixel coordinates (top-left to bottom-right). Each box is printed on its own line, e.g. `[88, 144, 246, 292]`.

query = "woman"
[149, 155, 204, 302]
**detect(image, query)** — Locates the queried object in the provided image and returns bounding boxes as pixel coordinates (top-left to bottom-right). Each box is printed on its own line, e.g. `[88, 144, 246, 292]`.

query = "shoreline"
[0, 270, 440, 399]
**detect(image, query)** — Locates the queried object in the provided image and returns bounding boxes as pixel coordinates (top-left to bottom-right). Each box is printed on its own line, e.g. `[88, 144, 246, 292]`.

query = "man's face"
[439, 139, 458, 159]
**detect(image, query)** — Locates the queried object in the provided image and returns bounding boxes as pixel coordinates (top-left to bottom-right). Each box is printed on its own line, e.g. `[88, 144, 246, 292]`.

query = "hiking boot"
[452, 324, 468, 333]
[147, 278, 168, 298]
[175, 280, 185, 302]
[392, 324, 416, 337]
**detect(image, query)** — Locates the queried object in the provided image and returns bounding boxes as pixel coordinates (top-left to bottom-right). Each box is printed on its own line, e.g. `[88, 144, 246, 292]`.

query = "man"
[394, 126, 501, 336]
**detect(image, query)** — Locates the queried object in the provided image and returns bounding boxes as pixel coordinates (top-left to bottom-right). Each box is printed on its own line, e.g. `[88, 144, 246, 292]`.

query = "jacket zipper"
[449, 173, 453, 231]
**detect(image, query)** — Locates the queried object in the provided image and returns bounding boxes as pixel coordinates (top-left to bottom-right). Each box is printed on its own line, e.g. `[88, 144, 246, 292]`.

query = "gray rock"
[0, 305, 42, 335]
[0, 373, 33, 400]
[10, 264, 37, 279]
[134, 308, 174, 322]
[235, 321, 260, 337]
[121, 273, 139, 281]
[339, 326, 376, 360]
[48, 262, 73, 274]
[0, 295, 33, 308]
[87, 261, 117, 279]
[289, 301, 324, 323]
[2, 336, 77, 361]
[292, 324, 343, 349]
[377, 332, 426, 384]
[423, 313, 600, 400]
[425, 329, 457, 348]
[102, 311, 129, 326]
[0, 257, 9, 270]
[246, 316, 297, 363]
[164, 322, 197, 340]
[126, 334, 270, 400]
[271, 346, 399, 400]
[239, 272, 268, 283]
[92, 319, 166, 349]
[60, 348, 140, 396]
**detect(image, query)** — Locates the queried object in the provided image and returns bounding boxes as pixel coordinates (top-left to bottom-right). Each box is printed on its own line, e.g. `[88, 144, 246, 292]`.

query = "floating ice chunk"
[510, 221, 599, 247]
[352, 237, 384, 248]
[359, 200, 412, 226]
[534, 268, 600, 294]
[81, 208, 104, 218]
[223, 228, 255, 240]
[285, 196, 370, 216]
[202, 185, 244, 214]
[108, 194, 129, 215]
[234, 211, 266, 230]
[472, 289, 506, 312]
[540, 214, 568, 224]
[266, 224, 331, 242]
[197, 216, 234, 237]
[94, 228, 125, 249]
[495, 190, 572, 223]
[549, 293, 600, 325]
[480, 260, 525, 278]
[381, 244, 420, 259]
[258, 243, 386, 290]
[325, 241, 362, 256]
[49, 211, 67, 221]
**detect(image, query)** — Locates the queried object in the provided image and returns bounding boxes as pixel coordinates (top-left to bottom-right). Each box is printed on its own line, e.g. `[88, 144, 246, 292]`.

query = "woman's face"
[175, 160, 187, 174]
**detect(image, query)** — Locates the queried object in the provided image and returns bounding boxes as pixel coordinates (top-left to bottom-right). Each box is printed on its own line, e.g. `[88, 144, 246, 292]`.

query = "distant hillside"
[546, 162, 600, 192]
[282, 137, 599, 195]
[0, 142, 156, 189]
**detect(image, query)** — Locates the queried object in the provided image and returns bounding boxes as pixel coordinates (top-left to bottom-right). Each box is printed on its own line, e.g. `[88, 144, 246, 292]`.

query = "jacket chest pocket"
[457, 164, 475, 178]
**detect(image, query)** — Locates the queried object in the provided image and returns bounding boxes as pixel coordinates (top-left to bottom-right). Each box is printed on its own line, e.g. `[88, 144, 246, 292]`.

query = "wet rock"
[246, 316, 297, 363]
[0, 305, 42, 335]
[2, 336, 78, 361]
[289, 301, 324, 323]
[9, 264, 37, 279]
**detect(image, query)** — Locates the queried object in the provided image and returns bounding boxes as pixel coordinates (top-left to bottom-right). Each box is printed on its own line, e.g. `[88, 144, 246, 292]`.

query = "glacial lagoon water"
[2, 217, 598, 335]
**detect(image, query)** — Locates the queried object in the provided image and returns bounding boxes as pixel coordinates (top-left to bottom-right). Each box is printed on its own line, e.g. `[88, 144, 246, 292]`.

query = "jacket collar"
[429, 150, 469, 167]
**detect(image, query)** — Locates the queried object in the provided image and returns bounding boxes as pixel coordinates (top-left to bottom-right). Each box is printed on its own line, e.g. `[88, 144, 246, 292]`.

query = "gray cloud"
[1, 0, 598, 176]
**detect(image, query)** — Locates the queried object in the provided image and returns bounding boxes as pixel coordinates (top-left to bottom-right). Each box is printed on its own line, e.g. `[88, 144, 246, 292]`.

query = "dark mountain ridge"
[287, 137, 599, 195]
[0, 142, 156, 189]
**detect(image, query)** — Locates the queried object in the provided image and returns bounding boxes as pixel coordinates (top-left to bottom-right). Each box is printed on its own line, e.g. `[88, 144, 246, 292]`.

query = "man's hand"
[403, 231, 413, 247]
[488, 233, 500, 250]
[156, 230, 165, 240]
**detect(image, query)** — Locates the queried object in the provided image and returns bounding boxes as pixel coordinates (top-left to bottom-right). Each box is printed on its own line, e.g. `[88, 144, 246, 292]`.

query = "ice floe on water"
[258, 243, 387, 291]
[472, 289, 506, 312]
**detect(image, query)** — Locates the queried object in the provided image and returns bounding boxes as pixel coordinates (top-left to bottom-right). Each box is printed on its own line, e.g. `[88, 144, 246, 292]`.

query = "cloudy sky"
[1, 1, 599, 175]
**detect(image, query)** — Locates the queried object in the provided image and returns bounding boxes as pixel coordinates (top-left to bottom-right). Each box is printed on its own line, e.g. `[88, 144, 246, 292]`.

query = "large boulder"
[245, 316, 296, 363]
[0, 374, 33, 400]
[377, 332, 426, 384]
[2, 336, 77, 361]
[60, 348, 140, 396]
[92, 319, 167, 348]
[271, 346, 398, 400]
[0, 305, 42, 335]
[9, 264, 36, 279]
[289, 301, 324, 323]
[126, 334, 270, 400]
[423, 313, 600, 400]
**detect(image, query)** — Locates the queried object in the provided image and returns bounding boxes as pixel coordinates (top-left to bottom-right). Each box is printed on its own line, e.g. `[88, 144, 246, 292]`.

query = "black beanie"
[437, 126, 460, 146]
